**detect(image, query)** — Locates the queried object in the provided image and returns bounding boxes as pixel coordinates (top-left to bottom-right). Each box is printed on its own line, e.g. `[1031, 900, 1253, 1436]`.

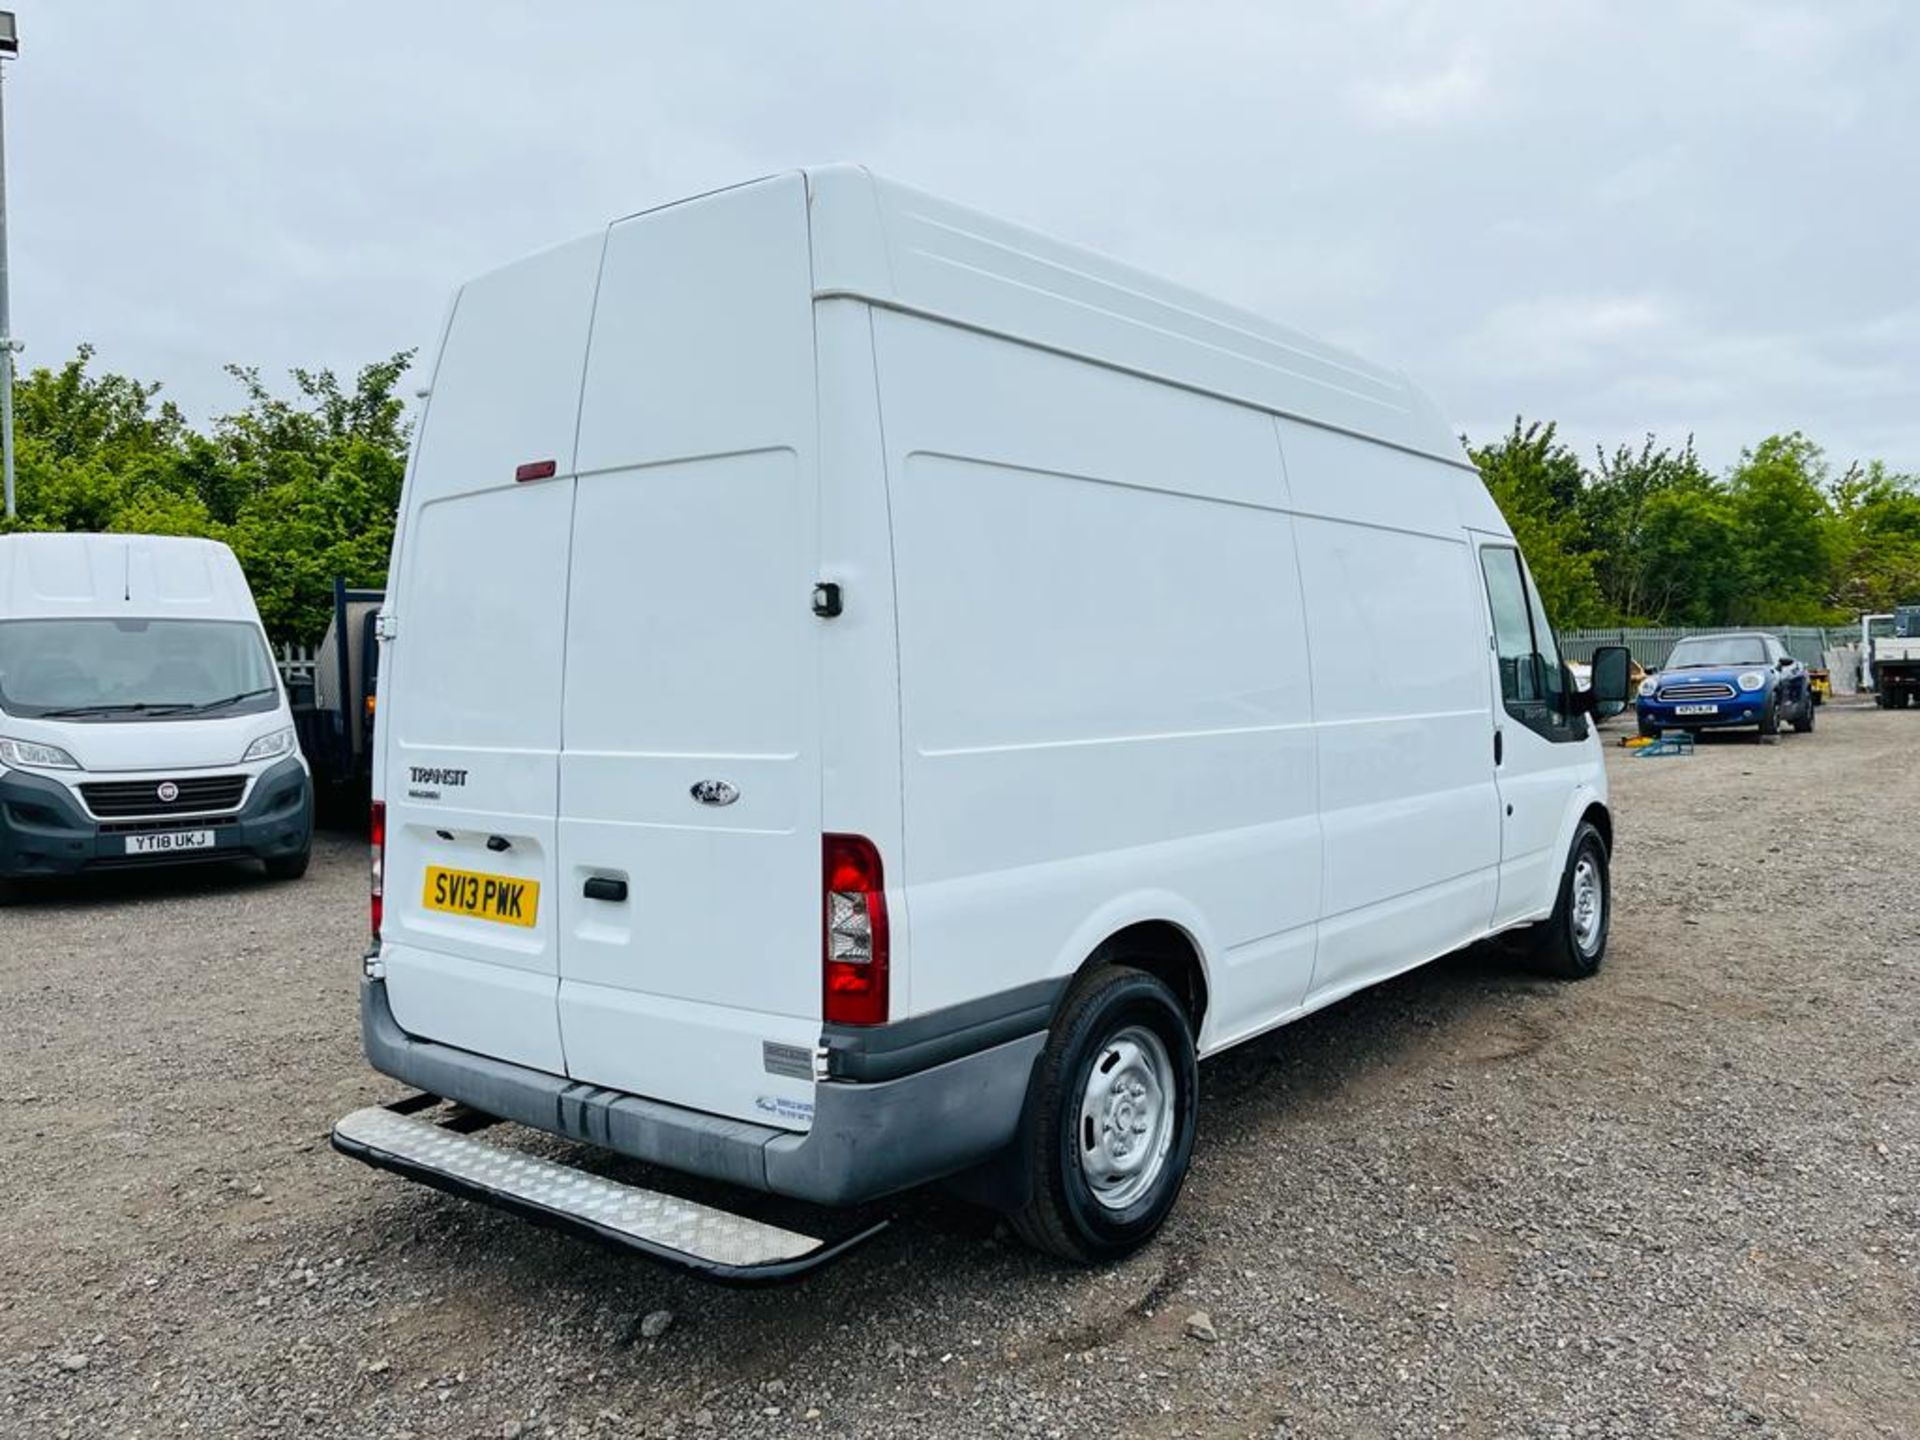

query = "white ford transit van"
[334, 168, 1631, 1280]
[0, 533, 313, 899]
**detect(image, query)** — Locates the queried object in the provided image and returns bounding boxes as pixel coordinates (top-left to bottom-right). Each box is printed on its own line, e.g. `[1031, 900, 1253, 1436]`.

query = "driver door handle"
[1494, 729, 1504, 766]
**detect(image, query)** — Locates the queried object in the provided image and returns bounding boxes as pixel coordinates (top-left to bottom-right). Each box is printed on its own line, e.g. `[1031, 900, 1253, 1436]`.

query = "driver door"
[1474, 538, 1590, 930]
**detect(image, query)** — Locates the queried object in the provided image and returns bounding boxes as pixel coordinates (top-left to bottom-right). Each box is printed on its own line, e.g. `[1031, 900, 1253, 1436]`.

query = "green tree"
[1724, 433, 1837, 624]
[2, 346, 414, 642]
[1826, 461, 1920, 616]
[1469, 418, 1607, 626]
[1579, 435, 1718, 623]
[1634, 486, 1746, 626]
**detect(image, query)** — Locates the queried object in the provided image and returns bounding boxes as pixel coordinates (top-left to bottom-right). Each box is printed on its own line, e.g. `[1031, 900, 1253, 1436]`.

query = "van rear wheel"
[1009, 965, 1198, 1264]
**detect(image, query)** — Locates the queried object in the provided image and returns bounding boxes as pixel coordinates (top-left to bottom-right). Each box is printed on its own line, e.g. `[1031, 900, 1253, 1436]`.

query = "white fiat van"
[0, 533, 312, 899]
[333, 167, 1631, 1280]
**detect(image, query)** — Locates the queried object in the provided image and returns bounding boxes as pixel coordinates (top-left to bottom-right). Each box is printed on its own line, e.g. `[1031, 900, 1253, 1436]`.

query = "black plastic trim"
[821, 976, 1067, 1082]
[358, 978, 1043, 1207]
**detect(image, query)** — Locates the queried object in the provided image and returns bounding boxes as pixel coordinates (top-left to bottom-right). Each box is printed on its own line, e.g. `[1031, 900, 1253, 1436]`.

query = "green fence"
[1558, 626, 1852, 669]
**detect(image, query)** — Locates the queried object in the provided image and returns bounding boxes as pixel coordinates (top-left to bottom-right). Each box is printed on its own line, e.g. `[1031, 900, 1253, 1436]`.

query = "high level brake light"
[823, 833, 888, 1026]
[369, 800, 387, 945]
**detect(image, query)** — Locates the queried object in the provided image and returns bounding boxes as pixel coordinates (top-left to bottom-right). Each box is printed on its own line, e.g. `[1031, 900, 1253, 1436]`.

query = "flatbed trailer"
[291, 579, 385, 813]
[1869, 605, 1920, 709]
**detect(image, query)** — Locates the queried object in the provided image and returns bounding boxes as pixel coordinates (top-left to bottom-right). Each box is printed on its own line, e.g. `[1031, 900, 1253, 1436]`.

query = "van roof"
[789, 165, 1466, 468]
[0, 533, 262, 622]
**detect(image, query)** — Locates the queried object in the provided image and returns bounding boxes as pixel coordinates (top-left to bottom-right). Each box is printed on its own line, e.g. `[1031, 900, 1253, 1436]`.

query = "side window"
[1520, 564, 1573, 720]
[1480, 546, 1582, 743]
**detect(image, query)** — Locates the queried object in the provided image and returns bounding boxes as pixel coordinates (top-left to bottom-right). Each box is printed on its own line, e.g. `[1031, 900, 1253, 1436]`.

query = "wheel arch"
[1580, 798, 1613, 856]
[1050, 894, 1216, 1045]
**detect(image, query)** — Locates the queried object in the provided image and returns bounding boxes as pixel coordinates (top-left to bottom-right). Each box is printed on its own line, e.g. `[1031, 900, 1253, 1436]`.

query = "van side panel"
[1275, 419, 1501, 1002]
[873, 311, 1322, 1046]
[554, 176, 822, 1129]
[378, 232, 606, 1075]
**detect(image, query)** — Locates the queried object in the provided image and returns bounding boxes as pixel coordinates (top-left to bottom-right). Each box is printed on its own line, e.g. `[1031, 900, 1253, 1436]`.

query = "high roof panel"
[804, 164, 1467, 468]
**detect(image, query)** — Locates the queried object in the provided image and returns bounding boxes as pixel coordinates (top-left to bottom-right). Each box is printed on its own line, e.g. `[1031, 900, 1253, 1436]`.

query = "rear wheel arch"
[1070, 919, 1209, 1041]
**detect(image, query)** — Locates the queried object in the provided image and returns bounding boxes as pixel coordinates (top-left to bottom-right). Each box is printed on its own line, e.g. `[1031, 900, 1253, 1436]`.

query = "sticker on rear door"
[762, 1042, 814, 1080]
[754, 1095, 814, 1123]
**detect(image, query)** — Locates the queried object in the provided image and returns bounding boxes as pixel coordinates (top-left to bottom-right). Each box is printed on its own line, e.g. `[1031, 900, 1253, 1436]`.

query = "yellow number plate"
[422, 866, 539, 928]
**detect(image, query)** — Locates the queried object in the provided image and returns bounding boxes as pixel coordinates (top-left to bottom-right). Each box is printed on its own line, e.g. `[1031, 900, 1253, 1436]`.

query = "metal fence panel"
[1559, 626, 1847, 669]
[277, 642, 318, 686]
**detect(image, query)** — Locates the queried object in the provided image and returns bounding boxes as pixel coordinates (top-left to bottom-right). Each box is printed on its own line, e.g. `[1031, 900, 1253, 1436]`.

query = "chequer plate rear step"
[331, 1100, 886, 1285]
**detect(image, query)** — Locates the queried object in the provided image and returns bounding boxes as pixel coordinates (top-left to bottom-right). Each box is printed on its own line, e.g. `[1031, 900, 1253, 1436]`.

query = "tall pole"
[0, 61, 13, 521]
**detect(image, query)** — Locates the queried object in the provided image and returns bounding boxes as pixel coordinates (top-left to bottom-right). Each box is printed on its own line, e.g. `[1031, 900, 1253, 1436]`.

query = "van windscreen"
[0, 618, 279, 720]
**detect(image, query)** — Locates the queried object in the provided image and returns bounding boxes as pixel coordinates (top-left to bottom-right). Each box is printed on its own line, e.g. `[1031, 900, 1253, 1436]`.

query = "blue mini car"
[1637, 631, 1815, 739]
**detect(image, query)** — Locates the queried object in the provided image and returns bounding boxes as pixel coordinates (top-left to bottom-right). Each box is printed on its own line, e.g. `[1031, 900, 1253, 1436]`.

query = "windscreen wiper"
[171, 687, 279, 715]
[30, 702, 196, 718]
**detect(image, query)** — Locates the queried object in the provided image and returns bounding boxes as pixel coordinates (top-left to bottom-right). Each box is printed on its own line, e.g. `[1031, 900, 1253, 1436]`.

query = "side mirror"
[1585, 644, 1632, 718]
[1777, 656, 1793, 669]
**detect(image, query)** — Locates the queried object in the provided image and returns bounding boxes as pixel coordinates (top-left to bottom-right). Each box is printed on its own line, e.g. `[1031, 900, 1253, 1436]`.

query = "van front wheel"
[1520, 822, 1610, 980]
[1009, 965, 1198, 1264]
[262, 847, 311, 882]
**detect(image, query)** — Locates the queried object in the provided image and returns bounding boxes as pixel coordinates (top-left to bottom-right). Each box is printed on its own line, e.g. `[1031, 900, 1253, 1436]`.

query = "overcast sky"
[10, 1, 1916, 474]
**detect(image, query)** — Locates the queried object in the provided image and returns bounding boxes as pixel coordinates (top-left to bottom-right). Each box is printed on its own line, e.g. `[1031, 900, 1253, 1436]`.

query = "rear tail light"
[823, 833, 888, 1026]
[370, 800, 386, 944]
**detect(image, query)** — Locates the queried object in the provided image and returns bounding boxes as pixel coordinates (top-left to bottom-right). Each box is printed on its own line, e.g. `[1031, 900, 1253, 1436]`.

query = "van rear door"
[553, 177, 823, 1131]
[378, 234, 605, 1074]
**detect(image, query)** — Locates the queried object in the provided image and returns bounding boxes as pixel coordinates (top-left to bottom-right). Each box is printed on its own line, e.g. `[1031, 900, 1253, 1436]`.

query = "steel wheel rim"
[1076, 1024, 1176, 1211]
[1571, 854, 1604, 955]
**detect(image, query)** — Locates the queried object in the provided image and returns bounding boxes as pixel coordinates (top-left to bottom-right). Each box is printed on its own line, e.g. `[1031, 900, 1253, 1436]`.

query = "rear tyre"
[1519, 822, 1610, 981]
[0, 877, 19, 907]
[1009, 965, 1198, 1264]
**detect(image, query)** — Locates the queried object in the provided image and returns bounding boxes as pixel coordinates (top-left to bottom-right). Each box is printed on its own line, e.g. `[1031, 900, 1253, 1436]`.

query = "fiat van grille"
[1656, 681, 1736, 702]
[80, 775, 249, 818]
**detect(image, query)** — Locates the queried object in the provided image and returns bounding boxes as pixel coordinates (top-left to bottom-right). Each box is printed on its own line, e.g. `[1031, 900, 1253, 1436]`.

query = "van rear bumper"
[358, 978, 1046, 1207]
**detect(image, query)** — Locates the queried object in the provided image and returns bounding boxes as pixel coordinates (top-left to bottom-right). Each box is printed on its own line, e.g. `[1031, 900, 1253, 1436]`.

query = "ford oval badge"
[690, 779, 740, 807]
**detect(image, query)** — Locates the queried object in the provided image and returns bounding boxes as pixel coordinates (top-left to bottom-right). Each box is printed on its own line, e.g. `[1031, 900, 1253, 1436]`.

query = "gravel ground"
[2, 704, 1916, 1439]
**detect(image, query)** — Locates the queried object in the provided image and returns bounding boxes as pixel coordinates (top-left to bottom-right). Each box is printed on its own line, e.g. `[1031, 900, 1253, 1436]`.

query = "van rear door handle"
[583, 876, 628, 903]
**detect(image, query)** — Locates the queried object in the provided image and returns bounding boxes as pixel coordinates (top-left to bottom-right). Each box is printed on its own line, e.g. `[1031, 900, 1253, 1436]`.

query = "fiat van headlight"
[1737, 672, 1765, 692]
[1637, 677, 1657, 698]
[0, 736, 81, 770]
[241, 726, 297, 763]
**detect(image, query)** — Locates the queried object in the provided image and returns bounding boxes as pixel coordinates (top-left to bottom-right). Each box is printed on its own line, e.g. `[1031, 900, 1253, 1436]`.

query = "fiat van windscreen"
[0, 617, 279, 720]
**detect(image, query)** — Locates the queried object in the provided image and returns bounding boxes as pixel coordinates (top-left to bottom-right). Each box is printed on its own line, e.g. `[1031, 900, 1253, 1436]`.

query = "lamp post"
[0, 9, 17, 521]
